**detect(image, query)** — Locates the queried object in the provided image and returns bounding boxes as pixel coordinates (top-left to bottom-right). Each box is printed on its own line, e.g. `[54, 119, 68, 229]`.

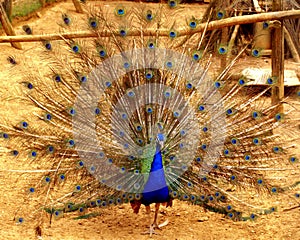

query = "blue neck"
[150, 143, 163, 172]
[142, 143, 169, 205]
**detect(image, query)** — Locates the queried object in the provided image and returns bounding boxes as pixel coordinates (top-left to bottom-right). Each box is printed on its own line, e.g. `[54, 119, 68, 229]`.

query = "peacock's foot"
[142, 219, 169, 237]
[149, 224, 159, 237]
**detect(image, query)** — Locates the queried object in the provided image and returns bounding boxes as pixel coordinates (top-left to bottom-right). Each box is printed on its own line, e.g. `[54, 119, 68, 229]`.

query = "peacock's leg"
[143, 204, 162, 236]
[153, 203, 169, 228]
[143, 205, 156, 236]
[149, 203, 169, 236]
[145, 205, 152, 229]
[152, 203, 160, 229]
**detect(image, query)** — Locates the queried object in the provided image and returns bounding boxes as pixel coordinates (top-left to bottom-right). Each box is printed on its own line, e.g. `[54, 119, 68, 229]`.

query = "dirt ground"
[0, 1, 299, 240]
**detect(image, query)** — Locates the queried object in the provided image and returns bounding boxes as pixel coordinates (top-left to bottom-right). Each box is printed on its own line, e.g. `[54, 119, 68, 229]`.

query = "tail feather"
[0, 0, 299, 229]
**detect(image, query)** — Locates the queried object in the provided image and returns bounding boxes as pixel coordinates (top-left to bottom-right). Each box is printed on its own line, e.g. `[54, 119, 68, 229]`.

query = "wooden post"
[220, 0, 229, 70]
[72, 0, 84, 13]
[271, 0, 284, 112]
[0, 3, 22, 49]
[284, 26, 300, 63]
[39, 0, 46, 7]
[227, 11, 243, 62]
[2, 0, 12, 21]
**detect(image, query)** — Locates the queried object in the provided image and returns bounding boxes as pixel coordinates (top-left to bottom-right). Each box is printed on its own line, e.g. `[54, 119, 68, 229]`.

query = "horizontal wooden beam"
[0, 10, 300, 43]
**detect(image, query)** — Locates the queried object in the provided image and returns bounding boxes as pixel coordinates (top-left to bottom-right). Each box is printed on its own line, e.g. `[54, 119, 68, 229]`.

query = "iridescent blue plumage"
[142, 143, 170, 206]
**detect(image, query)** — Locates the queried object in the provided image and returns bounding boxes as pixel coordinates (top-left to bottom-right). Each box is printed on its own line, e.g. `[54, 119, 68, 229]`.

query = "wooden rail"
[0, 10, 299, 43]
[0, 0, 84, 48]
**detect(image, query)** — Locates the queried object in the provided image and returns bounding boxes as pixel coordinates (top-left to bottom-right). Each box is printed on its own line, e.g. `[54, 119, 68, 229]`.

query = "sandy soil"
[0, 1, 299, 240]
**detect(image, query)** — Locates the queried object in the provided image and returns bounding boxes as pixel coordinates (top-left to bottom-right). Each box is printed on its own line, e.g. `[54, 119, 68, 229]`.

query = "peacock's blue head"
[156, 133, 165, 151]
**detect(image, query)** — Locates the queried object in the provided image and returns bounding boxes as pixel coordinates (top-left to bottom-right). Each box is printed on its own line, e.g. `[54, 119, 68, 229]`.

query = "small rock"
[36, 12, 42, 18]
[197, 216, 209, 222]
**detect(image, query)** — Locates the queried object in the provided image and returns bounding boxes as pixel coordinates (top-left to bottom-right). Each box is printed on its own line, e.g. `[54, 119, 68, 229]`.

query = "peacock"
[0, 0, 299, 238]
